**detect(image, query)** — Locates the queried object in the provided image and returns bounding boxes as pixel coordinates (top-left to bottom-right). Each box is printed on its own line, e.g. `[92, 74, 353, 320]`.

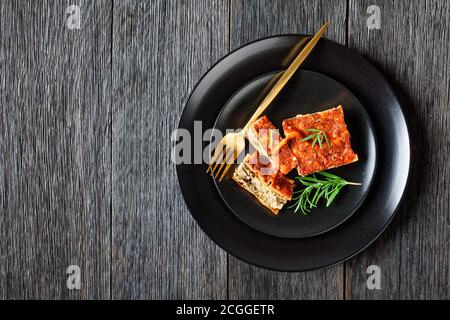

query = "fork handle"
[243, 22, 329, 132]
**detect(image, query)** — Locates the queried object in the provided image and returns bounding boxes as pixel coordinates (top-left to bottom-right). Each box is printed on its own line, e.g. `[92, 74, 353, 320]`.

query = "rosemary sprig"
[288, 171, 361, 215]
[301, 128, 331, 148]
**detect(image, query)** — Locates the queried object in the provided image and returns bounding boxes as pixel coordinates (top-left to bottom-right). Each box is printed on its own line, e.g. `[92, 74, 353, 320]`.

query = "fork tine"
[218, 162, 235, 182]
[218, 145, 244, 181]
[211, 144, 231, 176]
[210, 158, 222, 176]
[206, 140, 224, 173]
[214, 145, 236, 179]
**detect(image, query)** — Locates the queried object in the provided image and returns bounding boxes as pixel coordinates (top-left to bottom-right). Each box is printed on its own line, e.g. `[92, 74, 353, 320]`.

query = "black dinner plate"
[176, 35, 410, 271]
[213, 70, 377, 238]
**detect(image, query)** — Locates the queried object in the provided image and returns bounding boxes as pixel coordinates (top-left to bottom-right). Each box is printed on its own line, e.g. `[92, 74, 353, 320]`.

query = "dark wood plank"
[346, 0, 449, 299]
[228, 0, 347, 299]
[0, 0, 112, 298]
[111, 0, 228, 299]
[230, 0, 347, 51]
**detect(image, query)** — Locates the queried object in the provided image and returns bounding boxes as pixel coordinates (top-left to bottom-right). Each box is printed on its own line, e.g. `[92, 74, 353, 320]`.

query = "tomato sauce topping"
[282, 106, 358, 176]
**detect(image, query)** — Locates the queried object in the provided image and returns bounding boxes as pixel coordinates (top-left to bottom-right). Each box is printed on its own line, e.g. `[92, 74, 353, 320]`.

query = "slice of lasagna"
[282, 105, 358, 176]
[232, 152, 295, 214]
[246, 116, 298, 175]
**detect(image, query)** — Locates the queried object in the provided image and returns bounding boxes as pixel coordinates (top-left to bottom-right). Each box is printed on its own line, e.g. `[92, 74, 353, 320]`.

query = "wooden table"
[0, 0, 448, 299]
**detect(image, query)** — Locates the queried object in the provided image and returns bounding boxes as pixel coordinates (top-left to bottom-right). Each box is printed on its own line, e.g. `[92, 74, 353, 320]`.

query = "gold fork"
[207, 22, 330, 181]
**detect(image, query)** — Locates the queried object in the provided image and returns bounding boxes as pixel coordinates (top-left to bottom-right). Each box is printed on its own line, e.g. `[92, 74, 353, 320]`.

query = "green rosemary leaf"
[290, 171, 361, 214]
[326, 185, 343, 207]
[323, 132, 331, 147]
[306, 128, 322, 133]
[323, 184, 334, 199]
[301, 134, 316, 142]
[297, 176, 321, 183]
[312, 135, 318, 147]
[317, 171, 340, 180]
[315, 188, 326, 204]
[298, 180, 315, 187]
[302, 128, 331, 149]
[311, 187, 322, 204]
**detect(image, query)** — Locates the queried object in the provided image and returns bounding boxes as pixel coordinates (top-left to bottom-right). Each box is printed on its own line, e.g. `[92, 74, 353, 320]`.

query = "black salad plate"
[213, 70, 377, 239]
[176, 35, 410, 271]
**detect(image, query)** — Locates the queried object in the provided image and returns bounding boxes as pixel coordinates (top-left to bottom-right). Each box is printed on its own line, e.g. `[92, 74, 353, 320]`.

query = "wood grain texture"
[345, 0, 449, 299]
[0, 0, 112, 299]
[111, 0, 228, 299]
[228, 0, 347, 300]
[230, 0, 347, 50]
[0, 0, 448, 300]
